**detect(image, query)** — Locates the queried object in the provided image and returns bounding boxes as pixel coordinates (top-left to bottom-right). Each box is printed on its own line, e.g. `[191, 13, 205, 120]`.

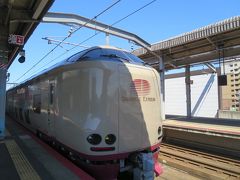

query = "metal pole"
[106, 33, 110, 46]
[0, 68, 7, 139]
[217, 69, 222, 115]
[185, 65, 191, 119]
[159, 56, 165, 120]
[42, 12, 151, 49]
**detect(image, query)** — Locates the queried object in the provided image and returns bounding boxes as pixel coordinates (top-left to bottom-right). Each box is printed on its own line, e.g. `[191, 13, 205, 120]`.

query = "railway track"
[159, 143, 240, 180]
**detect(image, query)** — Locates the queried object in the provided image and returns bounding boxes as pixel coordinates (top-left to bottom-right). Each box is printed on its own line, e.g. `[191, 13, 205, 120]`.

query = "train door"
[48, 80, 55, 136]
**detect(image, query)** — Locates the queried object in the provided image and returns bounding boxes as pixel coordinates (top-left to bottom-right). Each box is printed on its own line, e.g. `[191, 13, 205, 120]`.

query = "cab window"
[78, 48, 144, 65]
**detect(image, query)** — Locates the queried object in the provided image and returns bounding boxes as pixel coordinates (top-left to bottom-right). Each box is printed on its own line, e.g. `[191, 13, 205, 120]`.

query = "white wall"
[165, 77, 186, 116]
[165, 73, 219, 118]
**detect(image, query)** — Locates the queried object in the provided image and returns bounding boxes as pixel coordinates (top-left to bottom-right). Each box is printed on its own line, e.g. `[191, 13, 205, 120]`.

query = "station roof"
[133, 16, 240, 70]
[0, 0, 54, 69]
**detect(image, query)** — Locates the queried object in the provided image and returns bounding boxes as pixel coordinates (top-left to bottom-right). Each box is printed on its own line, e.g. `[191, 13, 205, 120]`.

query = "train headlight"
[87, 134, 102, 145]
[158, 126, 162, 135]
[105, 134, 116, 145]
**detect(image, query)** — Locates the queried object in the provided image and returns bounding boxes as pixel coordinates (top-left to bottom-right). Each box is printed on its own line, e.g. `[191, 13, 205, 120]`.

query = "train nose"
[118, 64, 161, 152]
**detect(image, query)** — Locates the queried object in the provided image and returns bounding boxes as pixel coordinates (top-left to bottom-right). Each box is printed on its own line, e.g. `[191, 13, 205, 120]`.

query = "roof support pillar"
[159, 56, 165, 120]
[0, 25, 8, 139]
[185, 65, 191, 119]
[0, 68, 7, 139]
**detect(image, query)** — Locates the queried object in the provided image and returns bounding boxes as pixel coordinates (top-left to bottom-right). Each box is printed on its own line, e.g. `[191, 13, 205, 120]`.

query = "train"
[6, 46, 163, 179]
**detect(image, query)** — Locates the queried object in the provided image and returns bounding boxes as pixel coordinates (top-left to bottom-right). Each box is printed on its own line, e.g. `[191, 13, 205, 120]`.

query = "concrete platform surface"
[164, 115, 240, 139]
[0, 116, 94, 180]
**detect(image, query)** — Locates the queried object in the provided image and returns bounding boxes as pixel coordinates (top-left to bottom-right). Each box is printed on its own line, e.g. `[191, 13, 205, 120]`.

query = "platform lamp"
[18, 49, 25, 63]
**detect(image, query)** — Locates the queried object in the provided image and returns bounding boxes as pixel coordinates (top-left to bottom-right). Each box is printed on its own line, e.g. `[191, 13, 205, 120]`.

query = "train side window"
[33, 94, 41, 114]
[50, 84, 54, 105]
[15, 107, 18, 119]
[24, 109, 31, 124]
[19, 108, 24, 121]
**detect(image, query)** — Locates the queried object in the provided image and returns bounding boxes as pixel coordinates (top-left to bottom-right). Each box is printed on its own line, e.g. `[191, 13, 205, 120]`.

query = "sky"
[7, 0, 240, 89]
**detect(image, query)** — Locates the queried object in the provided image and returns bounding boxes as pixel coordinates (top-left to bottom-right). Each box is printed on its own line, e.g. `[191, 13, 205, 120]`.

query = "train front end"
[75, 46, 163, 178]
[117, 62, 163, 177]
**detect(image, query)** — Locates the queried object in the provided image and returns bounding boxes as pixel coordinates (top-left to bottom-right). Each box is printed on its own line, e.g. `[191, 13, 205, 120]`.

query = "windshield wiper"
[101, 54, 130, 62]
[77, 56, 90, 61]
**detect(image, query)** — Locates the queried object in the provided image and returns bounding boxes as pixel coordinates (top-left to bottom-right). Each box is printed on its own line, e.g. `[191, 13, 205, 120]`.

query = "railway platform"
[163, 115, 240, 158]
[0, 116, 94, 180]
[164, 115, 240, 139]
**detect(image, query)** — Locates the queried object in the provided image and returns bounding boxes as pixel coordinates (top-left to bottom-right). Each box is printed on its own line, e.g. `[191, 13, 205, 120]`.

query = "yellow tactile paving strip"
[5, 137, 41, 180]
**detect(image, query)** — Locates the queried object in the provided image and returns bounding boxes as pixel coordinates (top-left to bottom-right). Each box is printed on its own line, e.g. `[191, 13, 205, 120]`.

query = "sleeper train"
[6, 46, 163, 179]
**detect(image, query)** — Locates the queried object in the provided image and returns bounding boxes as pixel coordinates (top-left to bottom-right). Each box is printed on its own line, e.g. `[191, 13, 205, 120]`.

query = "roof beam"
[171, 45, 240, 67]
[204, 62, 216, 73]
[206, 36, 218, 50]
[0, 25, 9, 65]
[33, 0, 51, 19]
[4, 0, 14, 25]
[9, 9, 33, 21]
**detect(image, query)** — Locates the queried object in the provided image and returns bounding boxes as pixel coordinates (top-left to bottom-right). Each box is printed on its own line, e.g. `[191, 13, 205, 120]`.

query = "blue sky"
[7, 0, 240, 88]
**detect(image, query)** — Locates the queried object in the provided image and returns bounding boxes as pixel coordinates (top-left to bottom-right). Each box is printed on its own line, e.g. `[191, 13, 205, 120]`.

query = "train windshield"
[77, 48, 145, 65]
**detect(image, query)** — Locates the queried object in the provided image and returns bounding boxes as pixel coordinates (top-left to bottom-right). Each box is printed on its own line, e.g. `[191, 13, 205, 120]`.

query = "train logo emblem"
[130, 79, 150, 96]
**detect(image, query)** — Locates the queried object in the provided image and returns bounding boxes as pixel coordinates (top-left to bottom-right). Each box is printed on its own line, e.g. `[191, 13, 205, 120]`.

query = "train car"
[6, 46, 163, 179]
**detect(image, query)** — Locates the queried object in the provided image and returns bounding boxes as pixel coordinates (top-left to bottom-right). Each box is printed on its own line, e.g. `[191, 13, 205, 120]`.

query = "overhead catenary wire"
[111, 0, 157, 26]
[65, 0, 158, 50]
[13, 0, 121, 83]
[14, 0, 158, 82]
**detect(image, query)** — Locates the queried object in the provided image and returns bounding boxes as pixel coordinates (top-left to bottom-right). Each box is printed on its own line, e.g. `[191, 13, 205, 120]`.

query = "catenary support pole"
[159, 56, 165, 120]
[185, 65, 191, 119]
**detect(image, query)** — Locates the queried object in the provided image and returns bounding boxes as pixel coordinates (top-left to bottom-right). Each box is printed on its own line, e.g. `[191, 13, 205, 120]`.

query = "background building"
[220, 58, 240, 111]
